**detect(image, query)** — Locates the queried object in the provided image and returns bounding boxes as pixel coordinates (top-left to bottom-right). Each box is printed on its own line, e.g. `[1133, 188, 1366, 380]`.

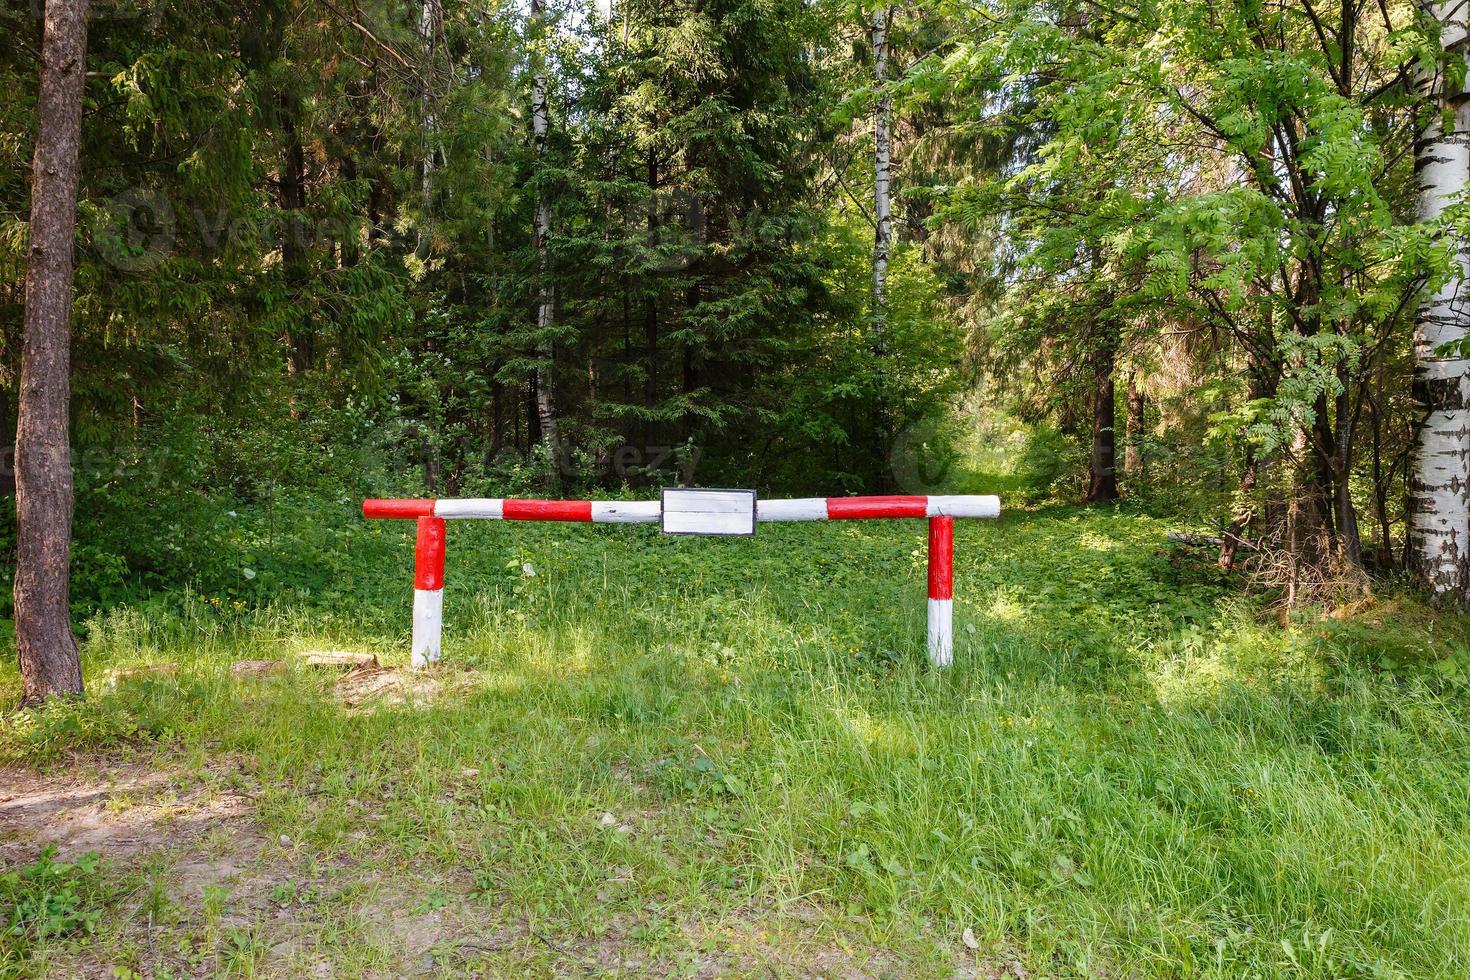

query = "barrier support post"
[412, 517, 446, 667]
[927, 516, 953, 667]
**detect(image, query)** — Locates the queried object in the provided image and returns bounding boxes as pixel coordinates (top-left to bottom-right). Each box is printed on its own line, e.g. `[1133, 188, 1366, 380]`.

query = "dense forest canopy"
[3, 0, 1469, 626]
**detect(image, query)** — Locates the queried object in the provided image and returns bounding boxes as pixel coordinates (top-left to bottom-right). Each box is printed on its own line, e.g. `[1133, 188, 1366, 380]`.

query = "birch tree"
[16, 0, 89, 705]
[416, 0, 444, 261]
[1409, 0, 1470, 598]
[871, 5, 893, 428]
[530, 0, 561, 466]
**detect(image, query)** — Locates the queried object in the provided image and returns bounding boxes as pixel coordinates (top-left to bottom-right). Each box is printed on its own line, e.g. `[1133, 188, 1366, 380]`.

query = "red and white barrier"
[363, 493, 999, 668]
[364, 494, 999, 523]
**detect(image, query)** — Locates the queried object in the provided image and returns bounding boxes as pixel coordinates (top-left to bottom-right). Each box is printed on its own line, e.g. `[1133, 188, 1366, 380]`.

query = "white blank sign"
[661, 488, 757, 536]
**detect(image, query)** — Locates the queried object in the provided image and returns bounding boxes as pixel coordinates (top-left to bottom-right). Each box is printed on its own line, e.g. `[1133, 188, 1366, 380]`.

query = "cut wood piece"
[107, 664, 178, 683]
[302, 652, 380, 671]
[231, 659, 286, 677]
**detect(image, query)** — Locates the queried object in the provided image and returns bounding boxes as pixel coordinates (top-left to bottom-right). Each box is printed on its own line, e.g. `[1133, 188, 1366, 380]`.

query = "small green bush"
[1, 846, 110, 968]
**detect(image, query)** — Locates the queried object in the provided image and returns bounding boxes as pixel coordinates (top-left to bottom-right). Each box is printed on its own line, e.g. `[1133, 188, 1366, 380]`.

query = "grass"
[4, 504, 1470, 976]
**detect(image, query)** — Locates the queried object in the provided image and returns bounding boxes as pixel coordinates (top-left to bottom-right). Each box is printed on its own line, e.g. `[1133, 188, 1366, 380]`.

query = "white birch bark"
[416, 0, 444, 260]
[531, 0, 560, 463]
[1410, 0, 1470, 598]
[871, 5, 892, 360]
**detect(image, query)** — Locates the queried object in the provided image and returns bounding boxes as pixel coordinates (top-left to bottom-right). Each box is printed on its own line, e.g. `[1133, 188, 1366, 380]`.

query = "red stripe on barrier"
[364, 498, 436, 519]
[928, 516, 953, 599]
[415, 517, 446, 590]
[826, 495, 928, 519]
[502, 499, 594, 522]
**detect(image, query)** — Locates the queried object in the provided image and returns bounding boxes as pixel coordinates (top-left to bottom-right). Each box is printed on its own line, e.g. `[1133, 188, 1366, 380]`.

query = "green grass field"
[4, 504, 1470, 977]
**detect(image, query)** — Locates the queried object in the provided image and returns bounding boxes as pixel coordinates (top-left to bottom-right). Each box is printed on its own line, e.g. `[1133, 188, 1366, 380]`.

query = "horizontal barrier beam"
[363, 494, 1000, 522]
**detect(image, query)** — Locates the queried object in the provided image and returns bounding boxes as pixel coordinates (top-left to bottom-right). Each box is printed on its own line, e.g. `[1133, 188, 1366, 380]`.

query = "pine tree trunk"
[1084, 338, 1118, 503]
[1409, 3, 1470, 599]
[16, 0, 88, 707]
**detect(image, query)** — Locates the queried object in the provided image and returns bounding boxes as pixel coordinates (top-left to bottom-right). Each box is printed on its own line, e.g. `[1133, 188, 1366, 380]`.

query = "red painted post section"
[927, 516, 953, 600]
[414, 517, 446, 590]
[826, 495, 927, 519]
[502, 499, 595, 522]
[364, 498, 436, 519]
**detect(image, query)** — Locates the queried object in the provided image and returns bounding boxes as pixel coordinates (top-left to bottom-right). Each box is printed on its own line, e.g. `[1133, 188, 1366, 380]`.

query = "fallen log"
[302, 652, 380, 671]
[231, 659, 286, 677]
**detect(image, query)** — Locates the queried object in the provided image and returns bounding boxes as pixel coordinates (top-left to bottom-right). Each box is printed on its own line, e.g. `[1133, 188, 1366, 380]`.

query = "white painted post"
[412, 517, 445, 667]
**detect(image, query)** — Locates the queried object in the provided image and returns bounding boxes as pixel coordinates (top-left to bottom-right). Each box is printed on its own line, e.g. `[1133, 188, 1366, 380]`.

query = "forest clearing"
[5, 486, 1470, 976]
[8, 0, 1470, 974]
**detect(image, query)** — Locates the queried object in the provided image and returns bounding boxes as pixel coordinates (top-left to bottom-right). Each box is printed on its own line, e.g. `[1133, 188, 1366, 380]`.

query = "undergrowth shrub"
[0, 847, 112, 971]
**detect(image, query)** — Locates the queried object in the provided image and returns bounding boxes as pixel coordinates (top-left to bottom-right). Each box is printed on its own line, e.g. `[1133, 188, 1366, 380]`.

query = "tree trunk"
[870, 5, 892, 475]
[1123, 371, 1143, 481]
[16, 0, 88, 706]
[1084, 336, 1118, 503]
[682, 282, 698, 445]
[530, 0, 559, 479]
[1335, 468, 1363, 569]
[415, 0, 443, 261]
[643, 152, 659, 454]
[1409, 5, 1470, 599]
[1221, 342, 1276, 572]
[1366, 386, 1395, 567]
[1284, 422, 1337, 605]
[870, 5, 892, 353]
[1332, 381, 1363, 569]
[1219, 456, 1257, 573]
[279, 94, 312, 375]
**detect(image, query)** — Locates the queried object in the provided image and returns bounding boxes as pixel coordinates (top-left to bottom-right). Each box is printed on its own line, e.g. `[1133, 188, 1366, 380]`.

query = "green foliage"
[1012, 424, 1079, 503]
[2, 676, 193, 764]
[920, 0, 1444, 565]
[1, 847, 110, 970]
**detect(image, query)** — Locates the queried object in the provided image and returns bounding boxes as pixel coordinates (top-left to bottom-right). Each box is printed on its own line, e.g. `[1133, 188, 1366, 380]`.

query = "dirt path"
[4, 754, 974, 978]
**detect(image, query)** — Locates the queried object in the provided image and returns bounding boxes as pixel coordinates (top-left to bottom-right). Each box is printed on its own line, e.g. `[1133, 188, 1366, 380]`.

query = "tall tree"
[16, 0, 88, 705]
[417, 0, 445, 261]
[1408, 0, 1470, 599]
[530, 0, 560, 468]
[939, 0, 1437, 590]
[871, 4, 893, 443]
